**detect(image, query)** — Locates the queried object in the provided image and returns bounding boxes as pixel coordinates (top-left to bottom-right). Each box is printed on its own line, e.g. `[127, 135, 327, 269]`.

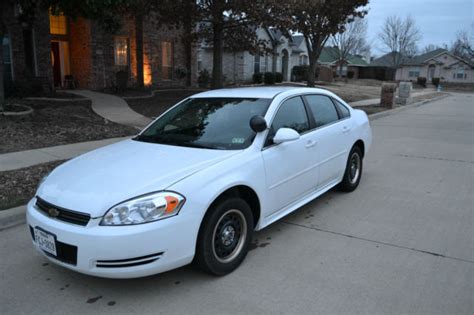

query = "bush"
[417, 77, 427, 88]
[432, 77, 440, 87]
[275, 72, 283, 83]
[253, 73, 263, 84]
[116, 71, 128, 91]
[263, 72, 276, 85]
[347, 71, 355, 79]
[198, 69, 211, 88]
[292, 65, 309, 82]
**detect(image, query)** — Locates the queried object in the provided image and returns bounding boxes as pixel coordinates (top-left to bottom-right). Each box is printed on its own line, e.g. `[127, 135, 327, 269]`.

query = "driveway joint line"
[283, 221, 474, 265]
[395, 154, 474, 164]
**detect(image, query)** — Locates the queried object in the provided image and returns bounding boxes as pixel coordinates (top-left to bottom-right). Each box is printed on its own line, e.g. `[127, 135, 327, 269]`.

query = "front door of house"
[428, 65, 436, 81]
[51, 42, 61, 86]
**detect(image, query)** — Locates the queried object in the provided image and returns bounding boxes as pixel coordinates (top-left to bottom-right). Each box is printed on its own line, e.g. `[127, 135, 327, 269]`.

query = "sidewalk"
[67, 90, 152, 129]
[0, 137, 128, 172]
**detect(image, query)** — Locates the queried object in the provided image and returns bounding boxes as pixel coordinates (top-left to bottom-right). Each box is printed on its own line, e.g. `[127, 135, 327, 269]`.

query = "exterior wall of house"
[197, 27, 310, 84]
[4, 5, 195, 93]
[69, 18, 92, 88]
[396, 52, 474, 83]
[4, 5, 53, 93]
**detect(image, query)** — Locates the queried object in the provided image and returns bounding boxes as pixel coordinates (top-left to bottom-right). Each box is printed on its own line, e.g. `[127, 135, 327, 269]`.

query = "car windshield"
[134, 97, 272, 150]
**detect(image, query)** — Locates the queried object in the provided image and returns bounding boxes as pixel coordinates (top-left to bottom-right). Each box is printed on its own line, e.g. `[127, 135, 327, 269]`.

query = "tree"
[451, 28, 473, 61]
[378, 15, 421, 68]
[421, 44, 442, 54]
[273, 0, 368, 87]
[330, 18, 369, 78]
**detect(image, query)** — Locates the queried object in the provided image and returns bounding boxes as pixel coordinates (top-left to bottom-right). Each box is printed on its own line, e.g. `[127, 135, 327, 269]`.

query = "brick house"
[2, 5, 196, 94]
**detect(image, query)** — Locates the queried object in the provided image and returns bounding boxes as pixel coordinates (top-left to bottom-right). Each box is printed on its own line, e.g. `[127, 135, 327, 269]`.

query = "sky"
[365, 0, 473, 56]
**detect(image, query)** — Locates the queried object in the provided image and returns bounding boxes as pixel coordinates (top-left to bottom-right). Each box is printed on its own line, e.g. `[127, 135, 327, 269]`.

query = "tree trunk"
[211, 22, 224, 89]
[338, 62, 344, 79]
[135, 13, 144, 87]
[307, 52, 318, 87]
[272, 45, 278, 73]
[183, 19, 193, 87]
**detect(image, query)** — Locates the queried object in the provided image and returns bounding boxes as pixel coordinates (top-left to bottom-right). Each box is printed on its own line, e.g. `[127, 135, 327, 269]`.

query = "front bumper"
[26, 198, 201, 278]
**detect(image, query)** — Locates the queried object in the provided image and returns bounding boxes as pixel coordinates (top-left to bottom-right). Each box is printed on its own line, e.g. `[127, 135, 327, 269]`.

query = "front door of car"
[304, 95, 351, 188]
[261, 96, 318, 215]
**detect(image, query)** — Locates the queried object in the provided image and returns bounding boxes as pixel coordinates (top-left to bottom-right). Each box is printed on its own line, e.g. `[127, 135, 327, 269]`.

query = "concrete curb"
[368, 93, 450, 121]
[0, 206, 26, 231]
[0, 93, 451, 230]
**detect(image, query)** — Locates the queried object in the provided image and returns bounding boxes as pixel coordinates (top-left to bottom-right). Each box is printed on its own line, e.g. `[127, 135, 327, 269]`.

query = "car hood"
[37, 139, 239, 217]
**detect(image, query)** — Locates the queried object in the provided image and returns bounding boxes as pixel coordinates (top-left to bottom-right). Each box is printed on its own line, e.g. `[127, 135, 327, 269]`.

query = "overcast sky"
[365, 0, 473, 56]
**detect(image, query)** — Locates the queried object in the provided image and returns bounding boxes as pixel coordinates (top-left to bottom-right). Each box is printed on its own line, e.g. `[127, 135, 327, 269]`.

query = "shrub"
[347, 71, 355, 79]
[116, 71, 128, 91]
[253, 73, 263, 84]
[292, 65, 309, 82]
[432, 77, 440, 87]
[263, 72, 276, 85]
[198, 69, 211, 88]
[417, 77, 427, 88]
[275, 72, 283, 83]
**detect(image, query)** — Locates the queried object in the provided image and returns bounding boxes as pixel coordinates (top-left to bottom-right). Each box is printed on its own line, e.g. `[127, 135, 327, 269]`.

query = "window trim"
[302, 94, 349, 130]
[262, 93, 352, 151]
[263, 96, 312, 149]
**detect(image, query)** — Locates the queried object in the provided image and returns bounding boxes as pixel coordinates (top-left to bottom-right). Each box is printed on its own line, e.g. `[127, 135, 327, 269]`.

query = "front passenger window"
[266, 97, 309, 146]
[305, 95, 339, 127]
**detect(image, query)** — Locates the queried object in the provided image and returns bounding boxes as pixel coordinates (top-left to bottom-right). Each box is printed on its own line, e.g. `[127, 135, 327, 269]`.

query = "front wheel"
[195, 198, 254, 276]
[339, 146, 363, 192]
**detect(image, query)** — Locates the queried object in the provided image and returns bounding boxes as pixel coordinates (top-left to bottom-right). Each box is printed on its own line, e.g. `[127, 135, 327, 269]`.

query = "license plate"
[34, 227, 57, 257]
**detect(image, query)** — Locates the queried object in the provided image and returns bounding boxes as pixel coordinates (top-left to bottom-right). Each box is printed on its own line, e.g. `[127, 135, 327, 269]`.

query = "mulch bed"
[0, 99, 137, 154]
[0, 160, 65, 210]
[127, 89, 206, 118]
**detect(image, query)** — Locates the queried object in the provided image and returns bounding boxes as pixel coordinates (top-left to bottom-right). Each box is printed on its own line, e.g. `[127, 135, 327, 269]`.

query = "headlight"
[100, 192, 185, 226]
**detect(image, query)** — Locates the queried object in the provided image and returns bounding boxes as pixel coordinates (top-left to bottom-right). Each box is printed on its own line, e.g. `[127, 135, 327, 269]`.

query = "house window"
[409, 68, 420, 78]
[49, 12, 67, 35]
[454, 66, 466, 80]
[114, 37, 129, 66]
[260, 55, 267, 73]
[161, 41, 173, 80]
[3, 35, 13, 83]
[254, 54, 261, 73]
[299, 55, 308, 65]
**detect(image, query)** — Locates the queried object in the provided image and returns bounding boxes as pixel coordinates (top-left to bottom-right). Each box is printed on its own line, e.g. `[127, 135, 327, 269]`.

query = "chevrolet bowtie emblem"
[48, 208, 60, 217]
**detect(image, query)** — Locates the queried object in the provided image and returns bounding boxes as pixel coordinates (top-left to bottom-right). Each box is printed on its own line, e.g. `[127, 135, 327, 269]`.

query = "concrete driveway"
[1, 93, 473, 314]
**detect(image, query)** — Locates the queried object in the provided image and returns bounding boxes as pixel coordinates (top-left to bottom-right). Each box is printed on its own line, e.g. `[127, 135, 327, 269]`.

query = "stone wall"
[4, 5, 53, 93]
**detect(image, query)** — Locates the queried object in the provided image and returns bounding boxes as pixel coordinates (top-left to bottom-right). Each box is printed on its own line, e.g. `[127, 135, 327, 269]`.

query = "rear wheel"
[195, 198, 254, 276]
[339, 146, 363, 192]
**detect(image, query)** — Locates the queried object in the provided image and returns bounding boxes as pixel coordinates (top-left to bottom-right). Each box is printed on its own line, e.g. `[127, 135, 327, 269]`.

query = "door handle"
[342, 126, 351, 134]
[305, 140, 317, 148]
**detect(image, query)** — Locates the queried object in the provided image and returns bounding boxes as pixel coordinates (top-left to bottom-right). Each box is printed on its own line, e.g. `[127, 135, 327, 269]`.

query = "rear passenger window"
[334, 99, 351, 118]
[305, 95, 339, 127]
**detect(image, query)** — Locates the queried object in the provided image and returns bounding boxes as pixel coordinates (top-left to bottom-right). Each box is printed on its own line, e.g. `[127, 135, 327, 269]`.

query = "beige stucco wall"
[396, 52, 474, 83]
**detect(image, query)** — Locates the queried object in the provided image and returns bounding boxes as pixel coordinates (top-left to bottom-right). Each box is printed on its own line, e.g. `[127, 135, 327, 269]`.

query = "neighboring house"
[395, 49, 473, 83]
[2, 4, 196, 94]
[317, 47, 369, 79]
[198, 27, 310, 84]
[370, 49, 474, 83]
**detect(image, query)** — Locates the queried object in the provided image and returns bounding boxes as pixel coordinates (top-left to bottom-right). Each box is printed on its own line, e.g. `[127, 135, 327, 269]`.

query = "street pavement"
[1, 93, 473, 314]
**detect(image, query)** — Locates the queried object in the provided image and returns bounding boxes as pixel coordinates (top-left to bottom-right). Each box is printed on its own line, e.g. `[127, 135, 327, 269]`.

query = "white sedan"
[27, 87, 372, 278]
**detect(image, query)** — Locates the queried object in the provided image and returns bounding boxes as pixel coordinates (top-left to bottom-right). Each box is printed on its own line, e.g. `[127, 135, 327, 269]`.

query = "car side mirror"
[250, 115, 267, 133]
[273, 128, 300, 144]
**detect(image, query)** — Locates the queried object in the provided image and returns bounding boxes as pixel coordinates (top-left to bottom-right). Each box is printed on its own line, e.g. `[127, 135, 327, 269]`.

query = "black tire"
[195, 198, 254, 276]
[339, 145, 363, 192]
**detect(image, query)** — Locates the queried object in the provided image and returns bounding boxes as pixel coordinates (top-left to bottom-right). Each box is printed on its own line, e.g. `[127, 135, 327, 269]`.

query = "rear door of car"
[303, 94, 352, 189]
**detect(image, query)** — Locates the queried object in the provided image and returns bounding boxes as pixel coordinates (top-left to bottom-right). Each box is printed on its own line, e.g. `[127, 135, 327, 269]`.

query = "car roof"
[190, 86, 334, 99]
